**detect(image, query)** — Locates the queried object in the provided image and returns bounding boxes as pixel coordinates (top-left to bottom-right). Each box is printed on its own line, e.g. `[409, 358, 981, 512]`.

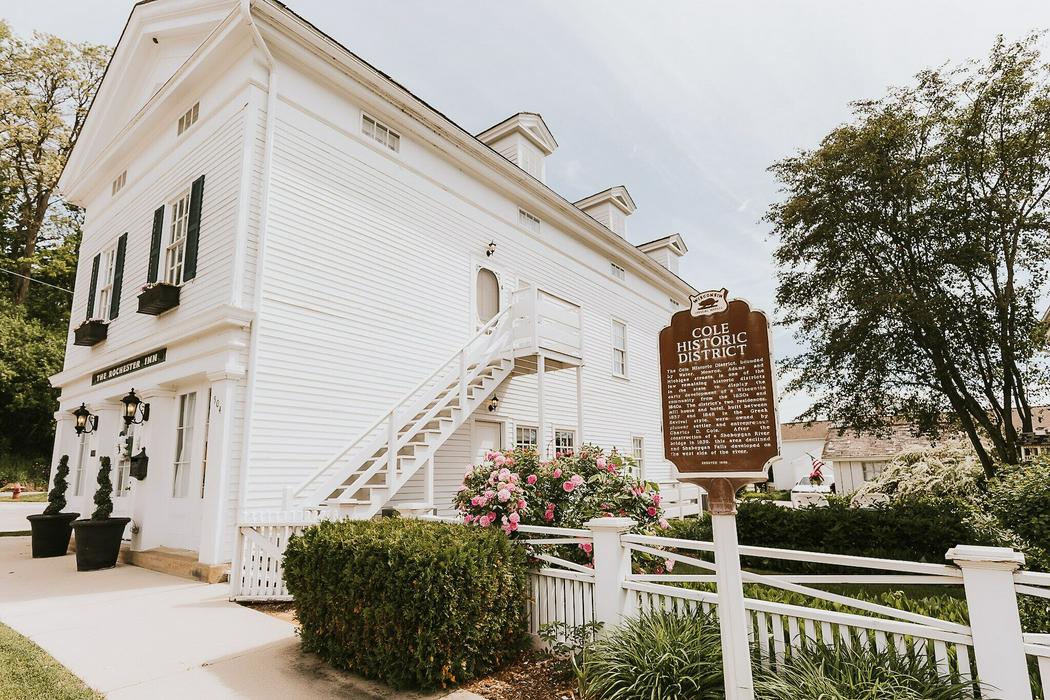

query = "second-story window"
[177, 102, 199, 136]
[111, 170, 126, 196]
[612, 320, 628, 377]
[518, 208, 541, 233]
[95, 246, 116, 319]
[166, 190, 191, 285]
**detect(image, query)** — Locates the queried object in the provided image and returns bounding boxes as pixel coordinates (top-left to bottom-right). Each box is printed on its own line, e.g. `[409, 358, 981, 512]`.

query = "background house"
[775, 420, 833, 490]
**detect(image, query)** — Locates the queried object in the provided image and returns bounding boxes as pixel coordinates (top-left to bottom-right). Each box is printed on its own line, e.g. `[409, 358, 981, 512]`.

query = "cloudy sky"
[8, 1, 1050, 419]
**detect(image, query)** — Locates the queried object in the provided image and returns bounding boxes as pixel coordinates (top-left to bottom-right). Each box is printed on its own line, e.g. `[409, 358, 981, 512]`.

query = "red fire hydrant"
[9, 483, 23, 500]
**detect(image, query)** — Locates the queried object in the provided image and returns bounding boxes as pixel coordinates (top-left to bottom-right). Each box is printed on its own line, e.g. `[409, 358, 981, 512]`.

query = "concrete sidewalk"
[0, 500, 44, 531]
[0, 537, 483, 699]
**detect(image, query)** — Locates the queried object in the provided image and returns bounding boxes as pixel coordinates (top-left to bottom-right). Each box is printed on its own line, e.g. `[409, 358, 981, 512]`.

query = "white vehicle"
[790, 475, 834, 507]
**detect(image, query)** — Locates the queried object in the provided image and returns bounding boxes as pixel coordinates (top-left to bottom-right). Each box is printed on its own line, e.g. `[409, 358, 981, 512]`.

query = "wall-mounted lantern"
[72, 403, 98, 436]
[488, 395, 500, 412]
[486, 241, 497, 257]
[121, 389, 150, 427]
[129, 448, 149, 481]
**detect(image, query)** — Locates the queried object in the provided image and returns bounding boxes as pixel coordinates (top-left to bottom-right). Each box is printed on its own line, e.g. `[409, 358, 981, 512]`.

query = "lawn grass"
[0, 622, 102, 700]
[0, 493, 47, 503]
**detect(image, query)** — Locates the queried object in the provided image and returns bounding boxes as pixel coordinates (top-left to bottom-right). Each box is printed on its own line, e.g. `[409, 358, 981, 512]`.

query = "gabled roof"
[822, 424, 947, 460]
[780, 420, 832, 442]
[476, 112, 558, 155]
[637, 233, 688, 256]
[574, 186, 637, 215]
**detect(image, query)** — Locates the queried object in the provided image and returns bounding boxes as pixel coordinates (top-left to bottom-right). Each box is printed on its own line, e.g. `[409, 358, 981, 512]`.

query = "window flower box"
[73, 319, 108, 346]
[137, 282, 180, 315]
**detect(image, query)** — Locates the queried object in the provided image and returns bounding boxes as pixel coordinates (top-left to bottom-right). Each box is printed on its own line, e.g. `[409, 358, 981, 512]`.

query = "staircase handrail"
[290, 307, 512, 504]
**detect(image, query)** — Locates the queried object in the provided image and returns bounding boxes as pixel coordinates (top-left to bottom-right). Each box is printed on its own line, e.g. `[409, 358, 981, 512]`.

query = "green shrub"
[283, 518, 529, 691]
[852, 444, 986, 504]
[986, 457, 1050, 569]
[668, 498, 1000, 573]
[42, 455, 69, 515]
[575, 609, 724, 699]
[754, 642, 979, 699]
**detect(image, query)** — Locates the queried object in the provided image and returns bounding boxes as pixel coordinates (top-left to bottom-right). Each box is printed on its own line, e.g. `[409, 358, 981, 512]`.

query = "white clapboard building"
[50, 0, 698, 573]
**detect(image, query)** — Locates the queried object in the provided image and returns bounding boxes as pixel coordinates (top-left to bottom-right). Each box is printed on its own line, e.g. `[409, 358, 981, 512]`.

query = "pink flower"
[553, 468, 562, 478]
[470, 496, 481, 507]
[464, 514, 473, 524]
[596, 457, 607, 469]
[478, 515, 490, 527]
[570, 474, 584, 486]
[485, 450, 498, 461]
[562, 481, 575, 493]
[497, 489, 511, 502]
[652, 493, 661, 506]
[494, 454, 507, 466]
[647, 506, 658, 517]
[659, 518, 670, 530]
[526, 474, 537, 485]
[578, 542, 593, 554]
[508, 512, 520, 524]
[544, 510, 554, 522]
[518, 499, 527, 510]
[498, 467, 511, 480]
[665, 559, 676, 572]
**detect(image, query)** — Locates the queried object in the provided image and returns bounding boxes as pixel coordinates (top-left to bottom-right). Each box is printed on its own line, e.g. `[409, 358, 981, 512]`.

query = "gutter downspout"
[234, 0, 277, 530]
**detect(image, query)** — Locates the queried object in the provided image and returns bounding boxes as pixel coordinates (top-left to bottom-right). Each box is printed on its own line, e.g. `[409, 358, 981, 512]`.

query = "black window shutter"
[148, 206, 164, 283]
[183, 174, 205, 281]
[86, 254, 100, 320]
[109, 233, 128, 319]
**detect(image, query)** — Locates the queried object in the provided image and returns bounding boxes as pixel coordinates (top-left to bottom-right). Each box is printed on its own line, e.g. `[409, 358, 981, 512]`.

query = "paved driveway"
[0, 537, 482, 699]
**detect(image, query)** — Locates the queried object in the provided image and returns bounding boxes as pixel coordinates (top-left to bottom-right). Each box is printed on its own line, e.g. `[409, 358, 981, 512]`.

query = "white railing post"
[386, 412, 397, 488]
[229, 525, 244, 600]
[586, 517, 634, 633]
[712, 512, 755, 700]
[946, 545, 1032, 700]
[458, 349, 467, 410]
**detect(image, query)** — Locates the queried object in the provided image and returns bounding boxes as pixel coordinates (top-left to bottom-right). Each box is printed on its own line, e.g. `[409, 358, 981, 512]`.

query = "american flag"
[808, 453, 825, 471]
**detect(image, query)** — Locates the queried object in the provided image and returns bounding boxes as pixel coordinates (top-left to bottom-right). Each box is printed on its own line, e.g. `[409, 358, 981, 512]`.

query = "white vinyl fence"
[232, 511, 1050, 698]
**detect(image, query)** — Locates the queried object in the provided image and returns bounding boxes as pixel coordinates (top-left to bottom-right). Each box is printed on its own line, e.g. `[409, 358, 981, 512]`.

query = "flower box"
[73, 319, 108, 346]
[137, 283, 180, 315]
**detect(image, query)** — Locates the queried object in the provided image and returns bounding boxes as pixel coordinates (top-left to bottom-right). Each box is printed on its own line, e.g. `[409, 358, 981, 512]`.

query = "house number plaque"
[658, 289, 780, 513]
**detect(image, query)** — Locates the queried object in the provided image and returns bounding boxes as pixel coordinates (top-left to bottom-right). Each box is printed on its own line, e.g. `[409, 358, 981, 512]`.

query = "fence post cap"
[946, 544, 1025, 569]
[584, 516, 635, 531]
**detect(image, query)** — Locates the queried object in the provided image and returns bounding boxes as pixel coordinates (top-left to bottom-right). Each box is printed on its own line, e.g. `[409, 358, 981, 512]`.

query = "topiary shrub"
[283, 518, 530, 691]
[91, 457, 113, 520]
[575, 609, 724, 699]
[42, 455, 69, 516]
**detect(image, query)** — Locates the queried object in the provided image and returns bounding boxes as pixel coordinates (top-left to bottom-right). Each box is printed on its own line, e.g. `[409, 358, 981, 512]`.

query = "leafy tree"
[767, 34, 1050, 476]
[0, 299, 63, 459]
[0, 20, 106, 317]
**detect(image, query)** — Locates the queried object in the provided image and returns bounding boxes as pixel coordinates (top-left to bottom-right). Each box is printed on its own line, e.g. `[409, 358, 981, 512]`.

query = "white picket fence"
[232, 511, 1050, 698]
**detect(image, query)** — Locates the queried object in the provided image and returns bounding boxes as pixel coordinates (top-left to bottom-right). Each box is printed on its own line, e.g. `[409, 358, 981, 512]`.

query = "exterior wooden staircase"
[288, 308, 514, 519]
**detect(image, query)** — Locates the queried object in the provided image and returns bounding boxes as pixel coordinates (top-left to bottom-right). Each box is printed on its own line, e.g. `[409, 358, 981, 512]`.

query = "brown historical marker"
[659, 289, 780, 514]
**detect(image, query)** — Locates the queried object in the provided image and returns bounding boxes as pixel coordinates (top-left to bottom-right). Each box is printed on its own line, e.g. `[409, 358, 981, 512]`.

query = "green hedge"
[283, 518, 530, 690]
[668, 498, 1000, 574]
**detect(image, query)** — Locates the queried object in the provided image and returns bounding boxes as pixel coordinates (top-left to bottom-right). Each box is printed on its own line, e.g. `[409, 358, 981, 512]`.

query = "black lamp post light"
[121, 389, 150, 426]
[488, 395, 499, 412]
[72, 404, 98, 436]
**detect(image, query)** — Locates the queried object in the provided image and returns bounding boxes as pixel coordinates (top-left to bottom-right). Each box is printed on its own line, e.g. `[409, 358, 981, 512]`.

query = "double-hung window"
[95, 246, 117, 319]
[554, 430, 575, 455]
[172, 392, 196, 498]
[515, 426, 538, 451]
[166, 191, 192, 286]
[611, 320, 628, 377]
[632, 436, 645, 478]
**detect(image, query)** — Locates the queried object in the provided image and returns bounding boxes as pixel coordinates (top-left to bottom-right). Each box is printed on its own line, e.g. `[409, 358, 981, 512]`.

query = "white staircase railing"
[288, 307, 515, 514]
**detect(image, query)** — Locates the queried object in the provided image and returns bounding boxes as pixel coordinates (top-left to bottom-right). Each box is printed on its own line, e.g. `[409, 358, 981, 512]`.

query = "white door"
[165, 391, 205, 551]
[474, 420, 503, 463]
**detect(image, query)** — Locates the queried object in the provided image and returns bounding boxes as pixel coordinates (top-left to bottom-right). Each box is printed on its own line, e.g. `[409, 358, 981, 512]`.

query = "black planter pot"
[71, 517, 131, 571]
[26, 512, 80, 558]
[73, 320, 108, 346]
[137, 284, 180, 315]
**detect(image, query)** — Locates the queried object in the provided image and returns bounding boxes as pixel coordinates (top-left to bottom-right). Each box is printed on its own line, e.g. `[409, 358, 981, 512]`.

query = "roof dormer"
[574, 186, 636, 239]
[637, 234, 688, 274]
[477, 113, 558, 183]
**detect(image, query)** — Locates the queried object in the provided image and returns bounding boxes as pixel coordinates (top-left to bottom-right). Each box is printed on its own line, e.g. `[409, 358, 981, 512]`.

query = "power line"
[0, 266, 73, 295]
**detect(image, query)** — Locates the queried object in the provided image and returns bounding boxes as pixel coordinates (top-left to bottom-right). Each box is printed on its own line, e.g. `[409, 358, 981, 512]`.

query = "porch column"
[537, 355, 546, 459]
[199, 371, 242, 565]
[575, 365, 584, 449]
[49, 413, 74, 491]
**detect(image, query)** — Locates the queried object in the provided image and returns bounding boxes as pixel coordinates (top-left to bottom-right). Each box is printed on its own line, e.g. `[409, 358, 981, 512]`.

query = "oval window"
[476, 268, 500, 323]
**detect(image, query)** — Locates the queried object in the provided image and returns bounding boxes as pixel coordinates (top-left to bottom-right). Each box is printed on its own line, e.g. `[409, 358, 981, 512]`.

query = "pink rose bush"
[454, 445, 666, 536]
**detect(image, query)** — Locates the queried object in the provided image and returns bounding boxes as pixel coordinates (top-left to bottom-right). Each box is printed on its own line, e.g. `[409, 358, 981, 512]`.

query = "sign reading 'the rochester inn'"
[92, 348, 167, 385]
[658, 289, 779, 511]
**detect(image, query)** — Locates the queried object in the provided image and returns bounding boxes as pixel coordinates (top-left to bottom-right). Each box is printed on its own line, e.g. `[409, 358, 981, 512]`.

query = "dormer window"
[111, 170, 127, 196]
[177, 102, 199, 136]
[362, 114, 400, 152]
